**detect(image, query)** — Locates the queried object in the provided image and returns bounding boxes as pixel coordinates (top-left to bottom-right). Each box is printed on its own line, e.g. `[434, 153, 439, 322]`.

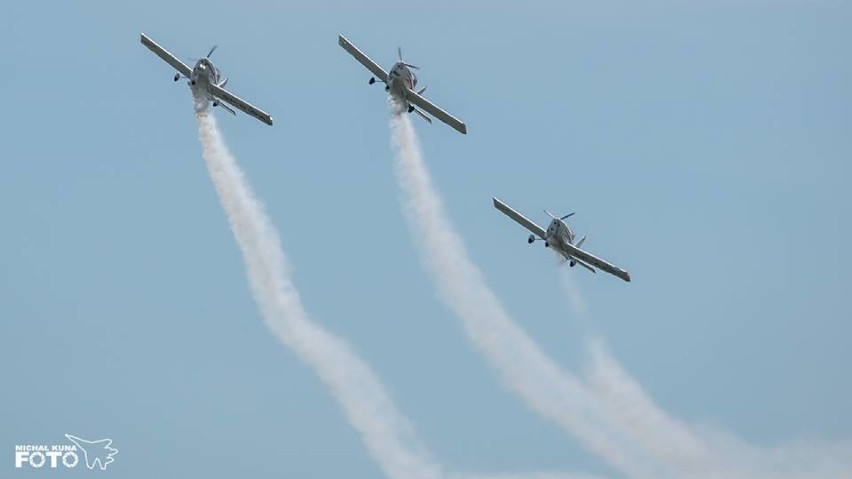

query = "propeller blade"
[404, 63, 420, 70]
[207, 45, 218, 58]
[560, 212, 575, 220]
[544, 210, 557, 220]
[398, 46, 403, 61]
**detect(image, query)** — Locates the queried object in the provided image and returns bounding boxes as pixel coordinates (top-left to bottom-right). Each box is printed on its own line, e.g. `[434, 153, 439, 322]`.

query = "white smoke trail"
[193, 101, 606, 479]
[585, 334, 852, 479]
[388, 112, 662, 479]
[555, 231, 852, 478]
[557, 267, 589, 319]
[388, 110, 852, 479]
[196, 105, 441, 479]
[556, 268, 718, 474]
[585, 339, 720, 477]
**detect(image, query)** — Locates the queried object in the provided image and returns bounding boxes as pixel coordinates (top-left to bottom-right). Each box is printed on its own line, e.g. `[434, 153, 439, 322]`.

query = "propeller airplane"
[338, 35, 467, 135]
[493, 197, 631, 282]
[140, 33, 274, 126]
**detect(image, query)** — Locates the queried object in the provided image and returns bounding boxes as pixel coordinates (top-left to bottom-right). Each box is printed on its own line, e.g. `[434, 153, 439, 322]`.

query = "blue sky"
[2, 1, 850, 477]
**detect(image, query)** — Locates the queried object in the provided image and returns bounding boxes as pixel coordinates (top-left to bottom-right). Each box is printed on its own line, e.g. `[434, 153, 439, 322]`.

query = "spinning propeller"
[187, 45, 218, 64]
[398, 46, 419, 70]
[545, 210, 575, 221]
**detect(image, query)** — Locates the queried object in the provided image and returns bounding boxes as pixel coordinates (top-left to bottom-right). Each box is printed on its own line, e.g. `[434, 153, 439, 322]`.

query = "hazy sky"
[2, 1, 850, 477]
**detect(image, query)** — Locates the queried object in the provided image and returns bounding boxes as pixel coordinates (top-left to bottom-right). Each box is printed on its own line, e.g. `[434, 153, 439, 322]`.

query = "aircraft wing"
[406, 89, 467, 135]
[561, 243, 631, 282]
[207, 83, 274, 126]
[338, 35, 388, 83]
[140, 33, 192, 78]
[493, 197, 547, 240]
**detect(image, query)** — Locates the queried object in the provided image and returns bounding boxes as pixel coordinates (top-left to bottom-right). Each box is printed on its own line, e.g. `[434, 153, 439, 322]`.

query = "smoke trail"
[388, 112, 661, 479]
[193, 100, 605, 479]
[557, 240, 852, 478]
[557, 267, 589, 320]
[390, 109, 852, 478]
[585, 339, 719, 477]
[195, 104, 443, 479]
[555, 268, 717, 474]
[585, 336, 852, 479]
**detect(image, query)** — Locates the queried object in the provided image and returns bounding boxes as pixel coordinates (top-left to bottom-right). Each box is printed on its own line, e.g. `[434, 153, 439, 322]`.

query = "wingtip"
[459, 124, 468, 135]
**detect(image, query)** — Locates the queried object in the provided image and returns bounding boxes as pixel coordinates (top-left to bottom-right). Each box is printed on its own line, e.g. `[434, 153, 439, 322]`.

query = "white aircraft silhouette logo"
[64, 434, 119, 470]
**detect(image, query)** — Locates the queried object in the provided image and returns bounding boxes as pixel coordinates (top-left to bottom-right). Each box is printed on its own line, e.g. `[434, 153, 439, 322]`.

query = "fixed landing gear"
[407, 105, 414, 113]
[213, 101, 218, 107]
[173, 73, 180, 82]
[191, 80, 196, 85]
[369, 77, 376, 85]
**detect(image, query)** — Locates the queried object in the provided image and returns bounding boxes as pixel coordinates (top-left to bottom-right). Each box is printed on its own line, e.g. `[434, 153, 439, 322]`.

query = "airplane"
[338, 35, 467, 135]
[493, 197, 631, 282]
[140, 33, 273, 126]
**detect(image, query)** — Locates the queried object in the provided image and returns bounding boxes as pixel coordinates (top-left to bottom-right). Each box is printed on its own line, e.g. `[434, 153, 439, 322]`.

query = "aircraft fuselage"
[386, 62, 417, 106]
[544, 218, 574, 250]
[189, 58, 222, 101]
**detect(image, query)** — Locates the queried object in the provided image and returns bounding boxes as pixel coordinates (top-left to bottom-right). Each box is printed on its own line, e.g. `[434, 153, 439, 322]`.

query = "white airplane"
[493, 197, 631, 282]
[140, 33, 273, 126]
[338, 35, 467, 135]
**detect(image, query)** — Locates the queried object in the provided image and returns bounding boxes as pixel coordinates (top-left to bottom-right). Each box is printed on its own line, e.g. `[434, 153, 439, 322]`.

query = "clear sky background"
[2, 0, 850, 477]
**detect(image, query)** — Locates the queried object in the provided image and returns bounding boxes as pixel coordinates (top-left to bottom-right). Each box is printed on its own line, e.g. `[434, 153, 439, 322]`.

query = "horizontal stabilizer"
[570, 256, 596, 274]
[412, 106, 432, 124]
[214, 100, 237, 116]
